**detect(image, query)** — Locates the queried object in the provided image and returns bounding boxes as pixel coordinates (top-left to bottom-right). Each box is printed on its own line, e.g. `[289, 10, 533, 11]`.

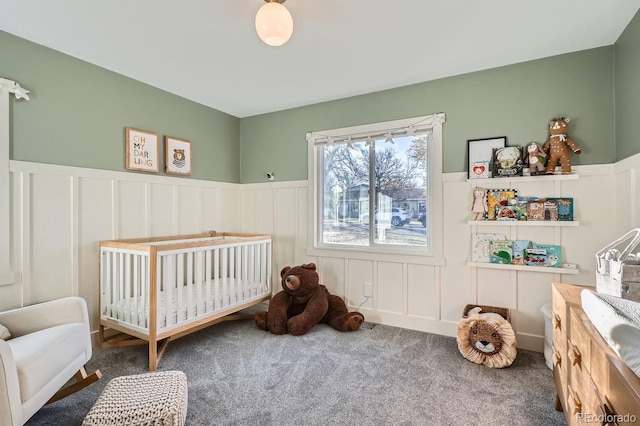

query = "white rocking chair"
[0, 297, 101, 426]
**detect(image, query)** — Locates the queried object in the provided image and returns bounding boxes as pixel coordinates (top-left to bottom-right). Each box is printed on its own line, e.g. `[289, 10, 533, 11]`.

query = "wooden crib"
[98, 231, 272, 370]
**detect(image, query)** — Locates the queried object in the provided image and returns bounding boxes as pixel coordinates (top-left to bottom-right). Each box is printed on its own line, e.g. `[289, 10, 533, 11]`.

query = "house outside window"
[308, 113, 444, 257]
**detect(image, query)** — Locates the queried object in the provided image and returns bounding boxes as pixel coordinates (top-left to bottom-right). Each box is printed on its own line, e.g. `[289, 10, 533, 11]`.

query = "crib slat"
[223, 247, 229, 307]
[125, 254, 132, 324]
[196, 250, 203, 316]
[238, 245, 242, 303]
[174, 253, 180, 326]
[214, 248, 220, 310]
[117, 252, 125, 321]
[165, 254, 175, 328]
[142, 254, 148, 328]
[102, 251, 110, 317]
[132, 254, 139, 327]
[205, 249, 212, 313]
[249, 243, 255, 297]
[264, 242, 270, 292]
[243, 244, 249, 300]
[186, 251, 193, 320]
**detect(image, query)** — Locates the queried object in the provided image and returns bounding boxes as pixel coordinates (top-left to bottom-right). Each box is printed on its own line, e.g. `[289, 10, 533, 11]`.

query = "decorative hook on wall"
[0, 77, 31, 100]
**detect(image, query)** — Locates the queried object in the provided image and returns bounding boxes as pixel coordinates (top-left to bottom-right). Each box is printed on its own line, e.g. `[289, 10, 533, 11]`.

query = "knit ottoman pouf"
[83, 371, 188, 426]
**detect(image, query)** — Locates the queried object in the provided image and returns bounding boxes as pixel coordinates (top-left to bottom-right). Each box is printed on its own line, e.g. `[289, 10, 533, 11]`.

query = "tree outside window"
[309, 114, 444, 254]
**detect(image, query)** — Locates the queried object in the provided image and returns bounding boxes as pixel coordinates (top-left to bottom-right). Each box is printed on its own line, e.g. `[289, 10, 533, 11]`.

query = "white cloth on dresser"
[581, 289, 640, 377]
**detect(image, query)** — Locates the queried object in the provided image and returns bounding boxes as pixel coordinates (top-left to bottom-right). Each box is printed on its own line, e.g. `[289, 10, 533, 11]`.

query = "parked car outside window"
[361, 208, 410, 227]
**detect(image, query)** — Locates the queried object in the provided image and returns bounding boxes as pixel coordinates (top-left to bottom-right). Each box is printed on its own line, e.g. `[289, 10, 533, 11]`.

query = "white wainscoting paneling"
[4, 161, 241, 330]
[241, 162, 634, 351]
[5, 155, 640, 352]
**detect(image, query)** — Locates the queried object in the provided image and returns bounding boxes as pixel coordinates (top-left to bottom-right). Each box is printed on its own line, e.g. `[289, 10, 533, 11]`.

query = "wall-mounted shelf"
[467, 261, 579, 274]
[467, 173, 578, 184]
[468, 220, 579, 227]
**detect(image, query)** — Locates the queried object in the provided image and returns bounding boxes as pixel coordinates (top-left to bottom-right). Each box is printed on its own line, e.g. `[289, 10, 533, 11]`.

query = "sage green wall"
[1, 30, 240, 183]
[1, 29, 623, 185]
[615, 10, 640, 162]
[240, 47, 614, 183]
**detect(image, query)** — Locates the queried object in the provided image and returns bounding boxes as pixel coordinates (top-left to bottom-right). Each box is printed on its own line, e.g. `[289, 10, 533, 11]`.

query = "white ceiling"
[1, 1, 638, 118]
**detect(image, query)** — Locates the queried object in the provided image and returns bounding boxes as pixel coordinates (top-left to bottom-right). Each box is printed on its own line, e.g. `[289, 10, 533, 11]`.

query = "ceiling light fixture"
[255, 0, 293, 47]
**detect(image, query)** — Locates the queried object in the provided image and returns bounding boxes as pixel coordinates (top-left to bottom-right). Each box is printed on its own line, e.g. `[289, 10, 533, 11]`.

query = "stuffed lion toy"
[456, 306, 517, 368]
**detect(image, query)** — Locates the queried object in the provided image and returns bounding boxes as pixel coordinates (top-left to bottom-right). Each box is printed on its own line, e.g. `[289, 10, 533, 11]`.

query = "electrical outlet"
[363, 282, 373, 298]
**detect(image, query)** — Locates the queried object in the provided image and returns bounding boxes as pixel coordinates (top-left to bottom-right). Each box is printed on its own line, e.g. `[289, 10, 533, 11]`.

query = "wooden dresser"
[552, 283, 640, 425]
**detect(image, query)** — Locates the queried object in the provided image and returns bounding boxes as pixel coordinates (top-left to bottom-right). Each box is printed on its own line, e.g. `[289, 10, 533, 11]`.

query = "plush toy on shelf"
[526, 142, 547, 176]
[469, 187, 487, 221]
[542, 117, 581, 175]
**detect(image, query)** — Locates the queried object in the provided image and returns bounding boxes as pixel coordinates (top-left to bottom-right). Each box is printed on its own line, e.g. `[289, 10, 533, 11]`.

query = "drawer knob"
[553, 350, 562, 367]
[572, 392, 582, 415]
[596, 403, 617, 425]
[553, 314, 561, 329]
[570, 347, 582, 368]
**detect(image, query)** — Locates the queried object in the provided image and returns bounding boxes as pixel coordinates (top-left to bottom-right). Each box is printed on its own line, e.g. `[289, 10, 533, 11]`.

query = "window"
[308, 113, 444, 256]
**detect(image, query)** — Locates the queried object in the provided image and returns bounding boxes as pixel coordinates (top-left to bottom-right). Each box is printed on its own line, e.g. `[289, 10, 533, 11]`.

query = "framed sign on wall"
[125, 128, 159, 173]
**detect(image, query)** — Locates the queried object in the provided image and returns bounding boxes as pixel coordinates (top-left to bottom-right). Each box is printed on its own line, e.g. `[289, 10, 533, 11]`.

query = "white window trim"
[306, 113, 445, 263]
[0, 78, 29, 285]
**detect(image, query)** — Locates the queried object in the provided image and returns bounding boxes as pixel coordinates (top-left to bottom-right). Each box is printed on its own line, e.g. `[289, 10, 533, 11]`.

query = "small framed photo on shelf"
[165, 136, 192, 176]
[467, 136, 507, 179]
[125, 128, 159, 173]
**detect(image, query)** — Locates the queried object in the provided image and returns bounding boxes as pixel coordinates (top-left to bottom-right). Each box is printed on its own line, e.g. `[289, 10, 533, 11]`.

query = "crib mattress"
[105, 283, 267, 330]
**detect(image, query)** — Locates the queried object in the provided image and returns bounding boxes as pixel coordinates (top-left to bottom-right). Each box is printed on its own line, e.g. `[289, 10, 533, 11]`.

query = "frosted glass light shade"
[255, 2, 293, 47]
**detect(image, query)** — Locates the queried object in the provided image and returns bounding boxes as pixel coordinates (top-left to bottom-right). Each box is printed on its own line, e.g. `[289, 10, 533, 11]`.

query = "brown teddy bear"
[542, 117, 581, 174]
[255, 263, 364, 335]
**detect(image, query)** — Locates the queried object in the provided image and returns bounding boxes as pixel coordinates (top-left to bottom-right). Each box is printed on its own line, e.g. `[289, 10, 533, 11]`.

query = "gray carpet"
[27, 317, 566, 426]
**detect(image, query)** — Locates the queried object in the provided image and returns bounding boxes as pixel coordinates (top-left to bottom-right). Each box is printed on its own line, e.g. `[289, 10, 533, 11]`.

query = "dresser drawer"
[567, 384, 584, 425]
[607, 362, 640, 424]
[553, 363, 568, 413]
[569, 308, 590, 374]
[552, 285, 568, 359]
[568, 340, 599, 421]
[589, 331, 609, 396]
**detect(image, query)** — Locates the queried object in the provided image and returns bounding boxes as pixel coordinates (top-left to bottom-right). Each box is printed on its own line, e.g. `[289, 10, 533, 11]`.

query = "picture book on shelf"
[523, 244, 562, 267]
[492, 146, 524, 178]
[495, 205, 517, 220]
[515, 197, 537, 220]
[489, 240, 513, 264]
[527, 199, 546, 221]
[471, 233, 507, 262]
[511, 240, 532, 265]
[544, 199, 559, 221]
[486, 189, 518, 220]
[547, 197, 574, 221]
